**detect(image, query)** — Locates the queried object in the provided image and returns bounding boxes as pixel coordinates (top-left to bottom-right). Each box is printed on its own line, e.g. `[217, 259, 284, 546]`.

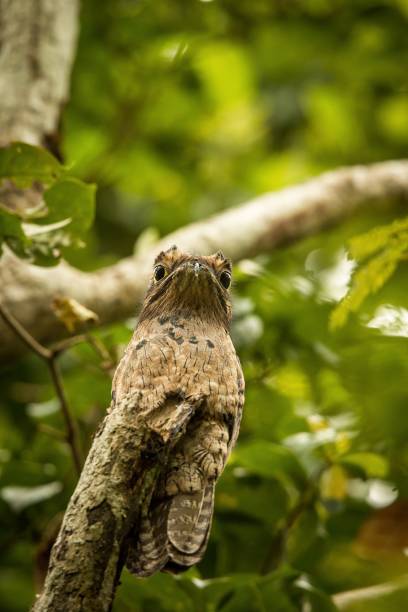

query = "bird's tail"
[126, 483, 215, 577]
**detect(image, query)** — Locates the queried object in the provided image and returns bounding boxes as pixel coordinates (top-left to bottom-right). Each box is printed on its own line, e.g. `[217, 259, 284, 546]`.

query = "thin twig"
[85, 332, 115, 374]
[38, 424, 67, 441]
[260, 475, 318, 575]
[51, 332, 115, 376]
[50, 334, 87, 355]
[0, 302, 51, 359]
[48, 358, 83, 474]
[0, 301, 83, 475]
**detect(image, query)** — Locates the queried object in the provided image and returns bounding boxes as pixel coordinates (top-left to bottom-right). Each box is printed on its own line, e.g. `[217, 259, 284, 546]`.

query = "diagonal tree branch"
[333, 574, 408, 610]
[32, 395, 198, 612]
[1, 158, 408, 363]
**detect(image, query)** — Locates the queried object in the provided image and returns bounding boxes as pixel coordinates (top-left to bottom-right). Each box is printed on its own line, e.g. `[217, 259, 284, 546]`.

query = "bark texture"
[1, 159, 408, 362]
[0, 0, 79, 148]
[32, 393, 196, 611]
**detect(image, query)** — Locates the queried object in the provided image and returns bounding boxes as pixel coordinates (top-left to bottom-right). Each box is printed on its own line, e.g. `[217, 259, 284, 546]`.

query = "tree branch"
[0, 299, 51, 359]
[32, 397, 197, 611]
[1, 159, 408, 363]
[47, 358, 82, 475]
[333, 574, 408, 610]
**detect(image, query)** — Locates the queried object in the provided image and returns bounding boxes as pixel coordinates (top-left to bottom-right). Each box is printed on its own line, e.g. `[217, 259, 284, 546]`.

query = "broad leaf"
[233, 441, 307, 489]
[340, 452, 389, 478]
[0, 143, 63, 187]
[43, 178, 96, 234]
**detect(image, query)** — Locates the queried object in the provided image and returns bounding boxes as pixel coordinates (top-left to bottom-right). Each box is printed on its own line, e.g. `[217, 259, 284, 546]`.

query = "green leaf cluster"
[0, 143, 95, 265]
[331, 217, 408, 328]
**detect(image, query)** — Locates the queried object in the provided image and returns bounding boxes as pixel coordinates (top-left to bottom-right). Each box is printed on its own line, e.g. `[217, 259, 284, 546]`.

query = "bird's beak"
[193, 261, 200, 277]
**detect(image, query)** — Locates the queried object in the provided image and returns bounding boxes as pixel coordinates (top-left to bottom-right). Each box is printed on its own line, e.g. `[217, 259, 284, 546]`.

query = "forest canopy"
[0, 1, 407, 611]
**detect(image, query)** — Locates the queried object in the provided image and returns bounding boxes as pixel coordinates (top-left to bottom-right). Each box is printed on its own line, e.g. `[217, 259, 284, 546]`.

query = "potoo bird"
[111, 246, 245, 576]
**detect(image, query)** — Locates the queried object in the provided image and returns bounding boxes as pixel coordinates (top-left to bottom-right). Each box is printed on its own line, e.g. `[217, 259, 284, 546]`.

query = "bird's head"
[139, 245, 233, 328]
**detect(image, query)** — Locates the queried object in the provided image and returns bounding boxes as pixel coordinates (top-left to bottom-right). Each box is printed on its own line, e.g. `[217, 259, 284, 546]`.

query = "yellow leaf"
[335, 433, 352, 456]
[320, 465, 348, 501]
[52, 296, 99, 333]
[268, 363, 311, 401]
[307, 414, 329, 432]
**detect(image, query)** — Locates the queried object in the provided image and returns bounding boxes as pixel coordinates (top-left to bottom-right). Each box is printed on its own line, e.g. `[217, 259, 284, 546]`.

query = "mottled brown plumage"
[111, 246, 245, 576]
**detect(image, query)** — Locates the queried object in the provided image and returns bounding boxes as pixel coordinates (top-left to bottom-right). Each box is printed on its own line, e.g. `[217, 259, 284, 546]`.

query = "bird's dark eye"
[154, 265, 166, 281]
[219, 270, 231, 289]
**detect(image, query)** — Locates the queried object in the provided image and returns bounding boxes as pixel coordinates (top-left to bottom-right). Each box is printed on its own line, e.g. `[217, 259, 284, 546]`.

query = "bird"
[111, 245, 245, 577]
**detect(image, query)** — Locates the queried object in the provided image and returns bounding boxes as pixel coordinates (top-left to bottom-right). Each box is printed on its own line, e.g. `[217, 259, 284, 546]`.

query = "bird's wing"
[127, 482, 215, 577]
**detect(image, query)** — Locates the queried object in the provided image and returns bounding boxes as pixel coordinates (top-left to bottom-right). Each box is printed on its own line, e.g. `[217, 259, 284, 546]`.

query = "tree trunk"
[0, 0, 79, 149]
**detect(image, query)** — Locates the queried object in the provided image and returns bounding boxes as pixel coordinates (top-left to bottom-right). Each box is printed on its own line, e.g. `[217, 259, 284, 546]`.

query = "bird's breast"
[116, 319, 241, 418]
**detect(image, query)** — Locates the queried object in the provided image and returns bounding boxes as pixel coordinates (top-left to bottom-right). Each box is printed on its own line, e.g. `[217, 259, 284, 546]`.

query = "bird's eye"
[219, 270, 231, 289]
[154, 265, 166, 282]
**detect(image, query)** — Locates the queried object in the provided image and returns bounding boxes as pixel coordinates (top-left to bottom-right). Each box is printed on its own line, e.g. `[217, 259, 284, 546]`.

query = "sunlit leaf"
[348, 217, 408, 262]
[0, 143, 63, 188]
[267, 364, 311, 402]
[52, 296, 99, 333]
[320, 465, 348, 502]
[330, 241, 407, 329]
[341, 453, 389, 478]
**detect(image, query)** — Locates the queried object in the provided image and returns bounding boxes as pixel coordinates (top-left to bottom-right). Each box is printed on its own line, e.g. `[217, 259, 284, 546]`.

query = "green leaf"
[43, 178, 96, 235]
[0, 205, 26, 242]
[0, 145, 96, 265]
[178, 573, 260, 611]
[114, 570, 196, 612]
[340, 452, 389, 478]
[0, 142, 63, 188]
[233, 441, 307, 489]
[349, 216, 408, 262]
[294, 579, 338, 612]
[219, 583, 272, 612]
[286, 509, 319, 563]
[330, 240, 407, 329]
[218, 470, 289, 526]
[0, 205, 29, 259]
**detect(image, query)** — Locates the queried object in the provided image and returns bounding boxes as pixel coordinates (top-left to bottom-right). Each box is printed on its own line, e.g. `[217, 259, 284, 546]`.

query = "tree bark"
[1, 158, 408, 363]
[32, 394, 196, 612]
[0, 0, 79, 149]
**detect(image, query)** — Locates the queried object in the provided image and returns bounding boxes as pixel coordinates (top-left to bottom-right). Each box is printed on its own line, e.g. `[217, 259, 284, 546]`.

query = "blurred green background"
[1, 0, 408, 610]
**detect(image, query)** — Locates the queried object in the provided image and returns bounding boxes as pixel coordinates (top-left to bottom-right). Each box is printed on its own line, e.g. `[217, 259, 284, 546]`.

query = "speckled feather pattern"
[111, 247, 245, 576]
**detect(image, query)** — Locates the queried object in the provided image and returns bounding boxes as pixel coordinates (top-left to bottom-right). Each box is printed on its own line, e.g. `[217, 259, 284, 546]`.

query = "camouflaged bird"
[112, 246, 245, 576]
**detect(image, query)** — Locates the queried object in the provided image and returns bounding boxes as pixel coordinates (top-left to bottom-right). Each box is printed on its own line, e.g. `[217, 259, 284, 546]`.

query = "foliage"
[331, 217, 408, 329]
[0, 143, 95, 265]
[1, 1, 408, 611]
